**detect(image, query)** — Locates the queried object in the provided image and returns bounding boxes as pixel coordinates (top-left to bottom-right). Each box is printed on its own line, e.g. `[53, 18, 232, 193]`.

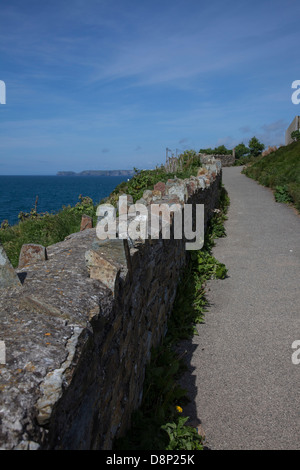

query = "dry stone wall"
[200, 153, 235, 167]
[0, 158, 222, 450]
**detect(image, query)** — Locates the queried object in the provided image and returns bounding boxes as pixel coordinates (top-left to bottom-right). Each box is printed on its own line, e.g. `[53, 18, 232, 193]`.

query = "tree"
[234, 143, 249, 159]
[199, 147, 214, 155]
[214, 145, 231, 155]
[248, 136, 265, 157]
[291, 130, 300, 142]
[199, 145, 232, 155]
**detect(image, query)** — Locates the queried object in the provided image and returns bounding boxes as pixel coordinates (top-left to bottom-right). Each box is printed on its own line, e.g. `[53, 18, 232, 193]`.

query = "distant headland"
[56, 170, 135, 177]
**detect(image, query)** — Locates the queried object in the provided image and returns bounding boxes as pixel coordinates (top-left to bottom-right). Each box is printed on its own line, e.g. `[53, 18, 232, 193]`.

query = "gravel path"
[180, 166, 300, 450]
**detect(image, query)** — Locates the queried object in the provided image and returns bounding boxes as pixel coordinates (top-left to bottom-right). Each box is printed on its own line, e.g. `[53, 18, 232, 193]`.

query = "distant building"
[285, 116, 300, 145]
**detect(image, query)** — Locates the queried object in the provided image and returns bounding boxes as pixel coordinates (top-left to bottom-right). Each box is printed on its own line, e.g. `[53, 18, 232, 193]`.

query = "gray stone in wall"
[85, 238, 131, 293]
[0, 244, 21, 289]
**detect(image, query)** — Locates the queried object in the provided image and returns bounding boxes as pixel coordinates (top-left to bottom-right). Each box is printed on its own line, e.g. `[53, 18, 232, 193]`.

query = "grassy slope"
[242, 141, 300, 211]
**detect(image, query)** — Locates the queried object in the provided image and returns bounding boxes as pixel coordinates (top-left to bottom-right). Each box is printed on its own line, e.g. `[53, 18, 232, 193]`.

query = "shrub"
[0, 195, 97, 267]
[291, 130, 300, 142]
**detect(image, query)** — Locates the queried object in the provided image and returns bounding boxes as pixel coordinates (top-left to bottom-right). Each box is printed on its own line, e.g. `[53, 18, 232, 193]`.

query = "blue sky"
[0, 0, 299, 175]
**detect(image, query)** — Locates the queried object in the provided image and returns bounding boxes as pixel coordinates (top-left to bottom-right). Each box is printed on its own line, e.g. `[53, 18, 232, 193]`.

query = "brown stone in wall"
[153, 181, 166, 196]
[80, 214, 93, 231]
[18, 243, 47, 269]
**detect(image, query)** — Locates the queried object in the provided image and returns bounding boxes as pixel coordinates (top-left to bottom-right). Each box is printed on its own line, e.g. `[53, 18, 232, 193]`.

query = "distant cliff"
[57, 170, 135, 177]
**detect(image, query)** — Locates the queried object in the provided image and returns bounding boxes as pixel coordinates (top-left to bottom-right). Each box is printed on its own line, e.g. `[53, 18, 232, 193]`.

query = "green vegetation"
[274, 185, 293, 204]
[242, 140, 300, 212]
[291, 130, 300, 142]
[0, 196, 97, 268]
[234, 142, 250, 159]
[114, 186, 229, 451]
[200, 136, 265, 165]
[248, 136, 265, 157]
[199, 144, 232, 155]
[106, 151, 201, 205]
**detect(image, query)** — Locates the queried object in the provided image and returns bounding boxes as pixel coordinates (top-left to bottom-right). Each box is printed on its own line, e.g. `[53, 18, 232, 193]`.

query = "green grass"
[242, 141, 300, 211]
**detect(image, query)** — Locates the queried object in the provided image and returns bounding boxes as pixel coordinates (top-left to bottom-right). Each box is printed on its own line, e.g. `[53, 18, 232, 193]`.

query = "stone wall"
[0, 158, 222, 450]
[200, 153, 235, 167]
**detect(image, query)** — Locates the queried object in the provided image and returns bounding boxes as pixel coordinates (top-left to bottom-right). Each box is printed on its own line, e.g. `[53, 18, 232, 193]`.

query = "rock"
[86, 238, 130, 293]
[18, 244, 47, 269]
[135, 198, 147, 206]
[166, 182, 188, 203]
[0, 244, 21, 289]
[80, 214, 93, 231]
[85, 249, 120, 293]
[186, 180, 197, 197]
[197, 168, 208, 176]
[197, 177, 206, 189]
[142, 190, 153, 203]
[153, 182, 166, 196]
[203, 163, 218, 174]
[151, 190, 162, 201]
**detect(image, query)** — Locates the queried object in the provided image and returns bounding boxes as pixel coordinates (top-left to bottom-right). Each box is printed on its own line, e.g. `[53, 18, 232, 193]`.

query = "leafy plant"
[274, 185, 293, 203]
[162, 416, 204, 450]
[291, 130, 300, 142]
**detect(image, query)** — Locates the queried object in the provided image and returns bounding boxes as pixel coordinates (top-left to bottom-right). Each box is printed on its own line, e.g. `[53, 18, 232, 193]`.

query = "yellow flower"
[176, 406, 183, 413]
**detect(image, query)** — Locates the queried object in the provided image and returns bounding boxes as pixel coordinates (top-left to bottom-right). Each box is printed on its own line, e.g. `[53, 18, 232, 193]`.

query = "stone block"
[186, 180, 198, 197]
[0, 244, 21, 289]
[151, 190, 162, 201]
[203, 163, 218, 174]
[135, 197, 147, 206]
[18, 244, 47, 269]
[142, 190, 153, 203]
[91, 238, 129, 267]
[80, 214, 93, 231]
[197, 177, 206, 189]
[153, 181, 166, 196]
[85, 249, 120, 293]
[197, 167, 208, 176]
[166, 182, 188, 203]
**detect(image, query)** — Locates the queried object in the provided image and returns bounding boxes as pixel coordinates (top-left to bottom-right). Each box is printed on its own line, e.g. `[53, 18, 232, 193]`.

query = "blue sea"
[0, 175, 130, 226]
